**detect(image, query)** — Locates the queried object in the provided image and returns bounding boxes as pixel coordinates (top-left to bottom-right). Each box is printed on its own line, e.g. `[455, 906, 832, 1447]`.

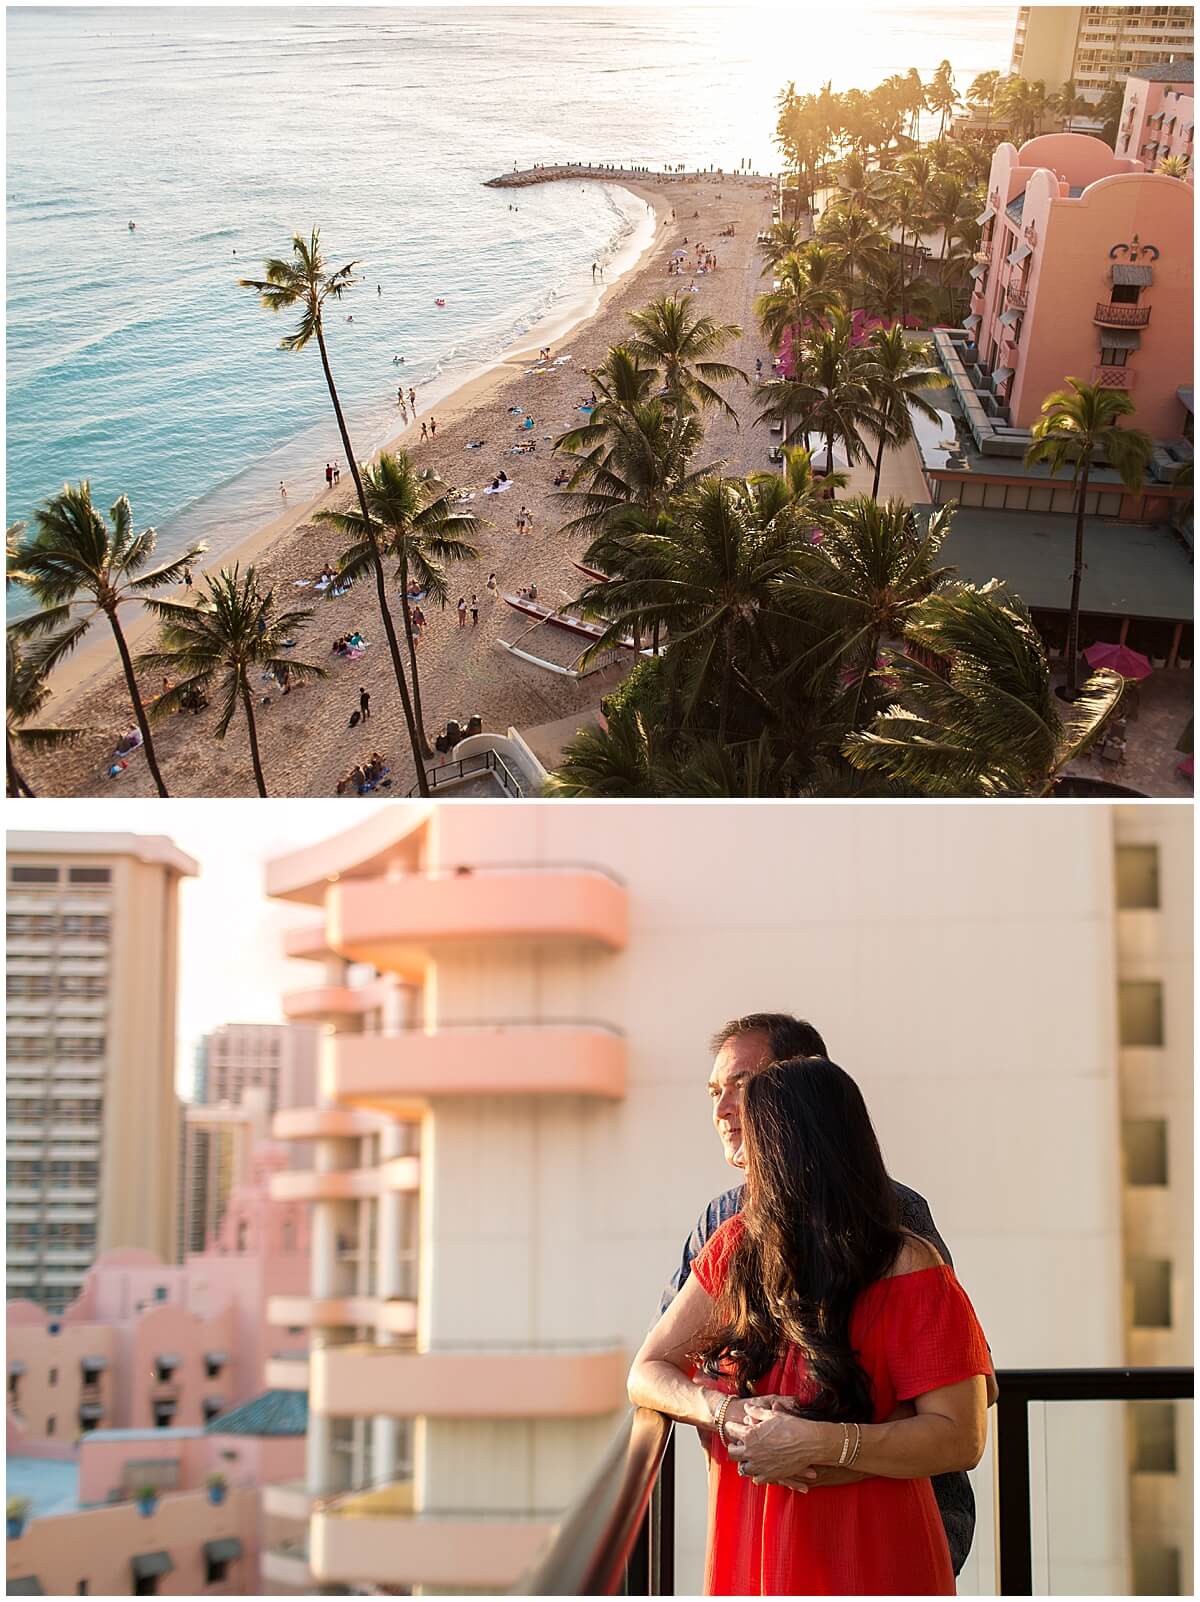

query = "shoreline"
[25, 172, 777, 798]
[42, 182, 670, 714]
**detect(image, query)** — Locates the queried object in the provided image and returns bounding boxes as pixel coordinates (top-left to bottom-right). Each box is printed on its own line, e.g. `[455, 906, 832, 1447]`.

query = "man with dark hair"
[659, 1011, 986, 1577]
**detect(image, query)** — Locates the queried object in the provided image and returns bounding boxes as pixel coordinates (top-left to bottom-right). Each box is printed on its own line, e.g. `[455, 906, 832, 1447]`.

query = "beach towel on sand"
[484, 482, 514, 495]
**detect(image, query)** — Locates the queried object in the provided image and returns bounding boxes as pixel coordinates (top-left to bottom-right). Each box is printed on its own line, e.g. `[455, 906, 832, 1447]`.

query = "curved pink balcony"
[262, 1482, 313, 1520]
[281, 981, 391, 1024]
[267, 1295, 418, 1333]
[261, 1543, 312, 1589]
[311, 1502, 553, 1590]
[330, 1025, 627, 1113]
[283, 922, 339, 962]
[269, 1159, 420, 1202]
[311, 1344, 627, 1420]
[325, 868, 628, 977]
[271, 1106, 388, 1142]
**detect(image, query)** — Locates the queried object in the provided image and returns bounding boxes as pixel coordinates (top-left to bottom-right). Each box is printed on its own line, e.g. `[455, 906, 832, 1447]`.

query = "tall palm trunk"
[871, 433, 887, 498]
[826, 430, 836, 477]
[397, 551, 433, 759]
[106, 606, 168, 796]
[315, 320, 430, 796]
[240, 684, 269, 797]
[1064, 463, 1090, 700]
[7, 736, 35, 797]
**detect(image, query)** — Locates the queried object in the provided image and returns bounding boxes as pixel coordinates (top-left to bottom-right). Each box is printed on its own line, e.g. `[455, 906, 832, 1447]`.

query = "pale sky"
[8, 799, 398, 1094]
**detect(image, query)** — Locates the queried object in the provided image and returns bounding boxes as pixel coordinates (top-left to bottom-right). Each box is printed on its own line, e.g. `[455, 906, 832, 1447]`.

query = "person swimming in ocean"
[128, 220, 136, 231]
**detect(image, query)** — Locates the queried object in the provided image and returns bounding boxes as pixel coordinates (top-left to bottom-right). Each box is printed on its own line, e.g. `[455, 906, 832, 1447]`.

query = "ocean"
[6, 4, 1014, 584]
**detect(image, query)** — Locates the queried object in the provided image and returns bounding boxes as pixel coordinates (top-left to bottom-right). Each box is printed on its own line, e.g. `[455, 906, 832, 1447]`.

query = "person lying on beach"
[553, 468, 569, 487]
[465, 440, 487, 450]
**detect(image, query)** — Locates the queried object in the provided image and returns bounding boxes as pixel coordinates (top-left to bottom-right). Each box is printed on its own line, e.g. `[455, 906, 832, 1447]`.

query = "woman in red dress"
[628, 1057, 992, 1596]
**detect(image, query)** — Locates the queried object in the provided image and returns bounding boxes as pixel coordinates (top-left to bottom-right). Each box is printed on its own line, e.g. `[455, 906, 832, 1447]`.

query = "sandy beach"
[23, 174, 778, 798]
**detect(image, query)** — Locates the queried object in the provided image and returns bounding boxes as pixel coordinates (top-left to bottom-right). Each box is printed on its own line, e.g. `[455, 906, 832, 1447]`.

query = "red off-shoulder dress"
[691, 1216, 991, 1597]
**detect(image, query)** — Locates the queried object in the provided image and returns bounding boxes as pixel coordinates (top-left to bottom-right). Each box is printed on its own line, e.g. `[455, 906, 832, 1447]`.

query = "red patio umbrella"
[1083, 642, 1154, 681]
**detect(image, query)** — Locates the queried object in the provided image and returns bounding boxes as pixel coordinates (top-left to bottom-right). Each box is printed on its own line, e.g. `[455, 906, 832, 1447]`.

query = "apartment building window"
[1133, 1544, 1182, 1594]
[1115, 844, 1160, 908]
[46, 1415, 56, 1435]
[10, 866, 59, 883]
[1118, 980, 1165, 1046]
[1131, 1400, 1177, 1472]
[48, 1368, 58, 1387]
[152, 1400, 176, 1428]
[1129, 1257, 1173, 1328]
[67, 867, 111, 885]
[1099, 346, 1131, 367]
[1123, 1119, 1169, 1185]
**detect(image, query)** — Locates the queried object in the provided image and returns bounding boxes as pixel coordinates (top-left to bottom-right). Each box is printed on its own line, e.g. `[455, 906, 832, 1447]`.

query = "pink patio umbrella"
[1082, 642, 1154, 681]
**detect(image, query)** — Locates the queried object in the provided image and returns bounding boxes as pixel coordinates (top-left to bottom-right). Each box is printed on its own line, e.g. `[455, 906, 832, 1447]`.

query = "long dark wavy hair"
[691, 1057, 904, 1418]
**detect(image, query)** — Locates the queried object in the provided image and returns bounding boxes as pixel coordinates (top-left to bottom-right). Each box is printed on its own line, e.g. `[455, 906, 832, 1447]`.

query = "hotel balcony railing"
[1094, 365, 1135, 390]
[513, 1369, 1194, 1596]
[1093, 301, 1151, 328]
[1006, 288, 1028, 311]
[973, 244, 993, 264]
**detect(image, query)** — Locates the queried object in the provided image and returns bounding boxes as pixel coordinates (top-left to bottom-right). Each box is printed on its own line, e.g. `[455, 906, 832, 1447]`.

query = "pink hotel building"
[1118, 60, 1195, 179]
[963, 131, 1192, 444]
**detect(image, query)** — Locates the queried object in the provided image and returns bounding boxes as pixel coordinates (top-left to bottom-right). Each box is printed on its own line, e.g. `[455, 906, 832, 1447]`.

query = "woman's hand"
[724, 1403, 840, 1487]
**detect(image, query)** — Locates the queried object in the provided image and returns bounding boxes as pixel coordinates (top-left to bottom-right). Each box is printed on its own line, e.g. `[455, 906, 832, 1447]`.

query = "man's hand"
[724, 1402, 838, 1487]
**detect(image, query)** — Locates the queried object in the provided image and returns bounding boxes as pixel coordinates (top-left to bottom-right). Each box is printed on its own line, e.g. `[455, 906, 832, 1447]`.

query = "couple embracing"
[630, 1013, 996, 1596]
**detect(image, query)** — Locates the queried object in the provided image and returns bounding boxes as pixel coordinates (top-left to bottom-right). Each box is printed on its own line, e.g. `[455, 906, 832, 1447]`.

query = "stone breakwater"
[485, 165, 775, 189]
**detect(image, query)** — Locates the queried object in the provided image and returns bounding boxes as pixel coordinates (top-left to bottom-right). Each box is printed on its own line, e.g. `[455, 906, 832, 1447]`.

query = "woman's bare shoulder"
[888, 1230, 946, 1278]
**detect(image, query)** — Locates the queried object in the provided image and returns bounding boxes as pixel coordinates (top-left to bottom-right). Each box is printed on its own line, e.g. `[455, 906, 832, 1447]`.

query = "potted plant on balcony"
[6, 1497, 31, 1539]
[135, 1484, 159, 1517]
[206, 1472, 228, 1506]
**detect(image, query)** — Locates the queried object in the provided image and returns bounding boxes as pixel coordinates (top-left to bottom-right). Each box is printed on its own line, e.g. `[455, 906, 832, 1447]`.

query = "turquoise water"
[6, 5, 1013, 579]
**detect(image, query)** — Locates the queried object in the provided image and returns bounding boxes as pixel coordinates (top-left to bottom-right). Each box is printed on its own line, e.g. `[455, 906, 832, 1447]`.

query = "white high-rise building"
[259, 803, 1190, 1595]
[6, 832, 197, 1311]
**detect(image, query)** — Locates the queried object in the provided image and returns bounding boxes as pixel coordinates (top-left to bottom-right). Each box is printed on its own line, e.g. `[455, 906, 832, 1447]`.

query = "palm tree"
[816, 205, 890, 310]
[240, 228, 430, 794]
[625, 295, 748, 420]
[843, 583, 1127, 794]
[756, 309, 877, 478]
[754, 251, 839, 366]
[572, 476, 820, 744]
[927, 171, 969, 270]
[928, 60, 960, 139]
[787, 497, 954, 731]
[967, 70, 1001, 131]
[830, 153, 890, 218]
[860, 327, 951, 496]
[758, 219, 811, 270]
[1024, 380, 1153, 699]
[748, 444, 848, 507]
[903, 67, 928, 143]
[859, 259, 937, 329]
[7, 483, 205, 796]
[6, 635, 82, 797]
[315, 451, 480, 756]
[138, 565, 325, 797]
[1157, 154, 1191, 178]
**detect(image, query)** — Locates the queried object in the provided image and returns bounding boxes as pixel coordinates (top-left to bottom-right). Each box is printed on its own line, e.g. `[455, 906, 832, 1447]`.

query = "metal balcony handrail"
[514, 1409, 674, 1595]
[1093, 301, 1151, 327]
[509, 1368, 1192, 1597]
[413, 748, 527, 798]
[995, 1366, 1193, 1595]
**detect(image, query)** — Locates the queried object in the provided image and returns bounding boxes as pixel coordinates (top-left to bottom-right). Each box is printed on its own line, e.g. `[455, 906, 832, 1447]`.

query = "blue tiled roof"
[204, 1388, 308, 1437]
